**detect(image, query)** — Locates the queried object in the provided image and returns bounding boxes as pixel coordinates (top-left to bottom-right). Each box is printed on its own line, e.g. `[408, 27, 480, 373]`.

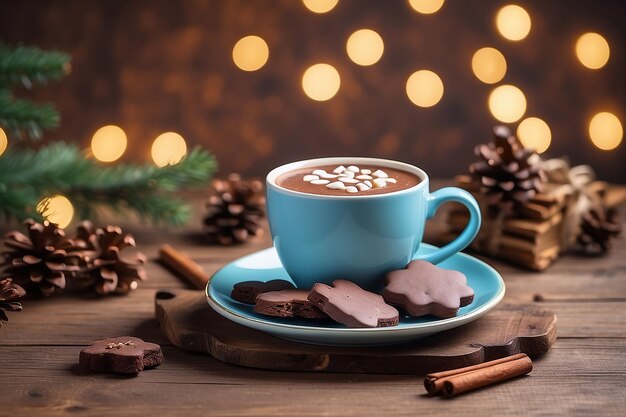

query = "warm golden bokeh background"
[1, 0, 624, 181]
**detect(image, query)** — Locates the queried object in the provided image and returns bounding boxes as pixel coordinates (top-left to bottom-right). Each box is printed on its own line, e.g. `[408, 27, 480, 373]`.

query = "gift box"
[444, 175, 626, 270]
[441, 127, 626, 271]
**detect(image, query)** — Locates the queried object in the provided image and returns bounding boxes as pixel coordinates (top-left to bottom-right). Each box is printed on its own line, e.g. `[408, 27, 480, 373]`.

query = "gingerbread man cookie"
[79, 336, 164, 374]
[383, 260, 474, 318]
[307, 280, 399, 328]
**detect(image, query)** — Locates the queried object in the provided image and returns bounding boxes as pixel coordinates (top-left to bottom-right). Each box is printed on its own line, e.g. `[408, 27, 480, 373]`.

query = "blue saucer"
[206, 244, 505, 346]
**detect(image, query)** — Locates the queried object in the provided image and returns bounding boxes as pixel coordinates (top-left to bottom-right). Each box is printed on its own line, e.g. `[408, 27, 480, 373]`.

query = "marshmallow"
[338, 177, 359, 184]
[373, 178, 388, 188]
[307, 165, 397, 194]
[327, 181, 346, 190]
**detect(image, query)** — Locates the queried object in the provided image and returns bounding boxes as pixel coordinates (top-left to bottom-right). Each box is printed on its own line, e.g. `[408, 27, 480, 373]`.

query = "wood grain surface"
[155, 289, 556, 374]
[1, 194, 625, 416]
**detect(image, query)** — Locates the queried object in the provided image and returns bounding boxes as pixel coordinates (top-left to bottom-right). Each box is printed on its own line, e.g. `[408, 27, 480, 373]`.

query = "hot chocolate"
[276, 164, 420, 196]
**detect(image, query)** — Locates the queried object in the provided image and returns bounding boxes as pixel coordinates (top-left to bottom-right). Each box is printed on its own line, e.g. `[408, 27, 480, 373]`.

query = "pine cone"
[1, 220, 82, 296]
[203, 173, 266, 245]
[0, 278, 26, 327]
[75, 220, 99, 250]
[75, 221, 147, 295]
[577, 205, 622, 254]
[470, 125, 546, 215]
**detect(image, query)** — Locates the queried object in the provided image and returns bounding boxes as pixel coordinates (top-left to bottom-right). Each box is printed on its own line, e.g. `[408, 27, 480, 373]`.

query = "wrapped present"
[442, 126, 625, 271]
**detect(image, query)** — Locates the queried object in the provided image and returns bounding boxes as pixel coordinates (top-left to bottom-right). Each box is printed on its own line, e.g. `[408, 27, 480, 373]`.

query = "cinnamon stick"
[158, 244, 210, 289]
[424, 353, 532, 397]
[442, 355, 532, 397]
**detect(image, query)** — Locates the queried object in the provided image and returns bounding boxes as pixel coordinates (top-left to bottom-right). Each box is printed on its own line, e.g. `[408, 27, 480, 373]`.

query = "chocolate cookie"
[231, 279, 296, 304]
[383, 260, 474, 319]
[79, 336, 164, 374]
[307, 280, 399, 328]
[254, 289, 328, 319]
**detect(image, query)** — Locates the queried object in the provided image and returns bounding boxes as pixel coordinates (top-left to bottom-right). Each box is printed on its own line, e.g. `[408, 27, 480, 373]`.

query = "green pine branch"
[0, 45, 71, 89]
[0, 90, 60, 139]
[0, 143, 217, 226]
[0, 44, 219, 226]
[0, 44, 70, 140]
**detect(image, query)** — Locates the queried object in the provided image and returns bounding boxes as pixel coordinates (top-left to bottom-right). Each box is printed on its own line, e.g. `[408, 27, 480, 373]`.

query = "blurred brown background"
[1, 0, 624, 182]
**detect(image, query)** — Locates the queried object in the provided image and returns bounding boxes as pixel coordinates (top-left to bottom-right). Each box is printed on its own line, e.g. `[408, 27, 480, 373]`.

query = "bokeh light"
[151, 132, 188, 167]
[91, 125, 127, 162]
[232, 35, 269, 71]
[471, 47, 507, 84]
[346, 29, 384, 66]
[575, 33, 610, 70]
[488, 84, 527, 123]
[37, 195, 74, 228]
[406, 70, 444, 108]
[408, 0, 445, 14]
[302, 0, 338, 14]
[302, 63, 341, 101]
[0, 128, 7, 156]
[517, 117, 551, 154]
[589, 112, 623, 151]
[496, 5, 531, 41]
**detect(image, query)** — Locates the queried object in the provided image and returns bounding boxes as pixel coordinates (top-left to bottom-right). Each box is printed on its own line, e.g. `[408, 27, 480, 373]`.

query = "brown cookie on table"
[254, 289, 328, 319]
[383, 260, 474, 319]
[231, 279, 296, 304]
[307, 280, 399, 328]
[79, 336, 164, 374]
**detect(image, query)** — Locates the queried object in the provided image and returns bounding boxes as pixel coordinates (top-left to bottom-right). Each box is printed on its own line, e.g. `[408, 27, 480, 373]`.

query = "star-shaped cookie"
[79, 336, 164, 374]
[383, 260, 474, 318]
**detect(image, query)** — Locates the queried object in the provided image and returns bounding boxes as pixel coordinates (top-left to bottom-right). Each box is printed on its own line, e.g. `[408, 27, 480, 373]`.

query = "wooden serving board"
[155, 289, 557, 374]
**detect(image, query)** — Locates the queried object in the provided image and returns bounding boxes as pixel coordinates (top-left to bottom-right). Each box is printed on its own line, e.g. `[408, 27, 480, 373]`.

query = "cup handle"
[413, 187, 481, 264]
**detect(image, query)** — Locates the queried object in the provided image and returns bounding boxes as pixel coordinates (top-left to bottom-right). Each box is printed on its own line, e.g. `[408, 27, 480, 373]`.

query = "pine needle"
[0, 90, 60, 139]
[0, 45, 71, 89]
[0, 143, 217, 225]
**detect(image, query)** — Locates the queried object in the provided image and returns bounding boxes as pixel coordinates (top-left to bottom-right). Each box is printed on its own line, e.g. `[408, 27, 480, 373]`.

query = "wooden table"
[1, 198, 625, 416]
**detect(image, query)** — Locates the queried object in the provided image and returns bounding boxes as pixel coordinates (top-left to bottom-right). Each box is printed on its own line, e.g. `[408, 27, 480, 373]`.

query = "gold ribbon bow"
[542, 158, 597, 248]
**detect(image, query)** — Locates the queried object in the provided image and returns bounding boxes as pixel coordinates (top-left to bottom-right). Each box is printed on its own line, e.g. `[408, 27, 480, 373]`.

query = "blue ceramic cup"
[266, 157, 481, 291]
